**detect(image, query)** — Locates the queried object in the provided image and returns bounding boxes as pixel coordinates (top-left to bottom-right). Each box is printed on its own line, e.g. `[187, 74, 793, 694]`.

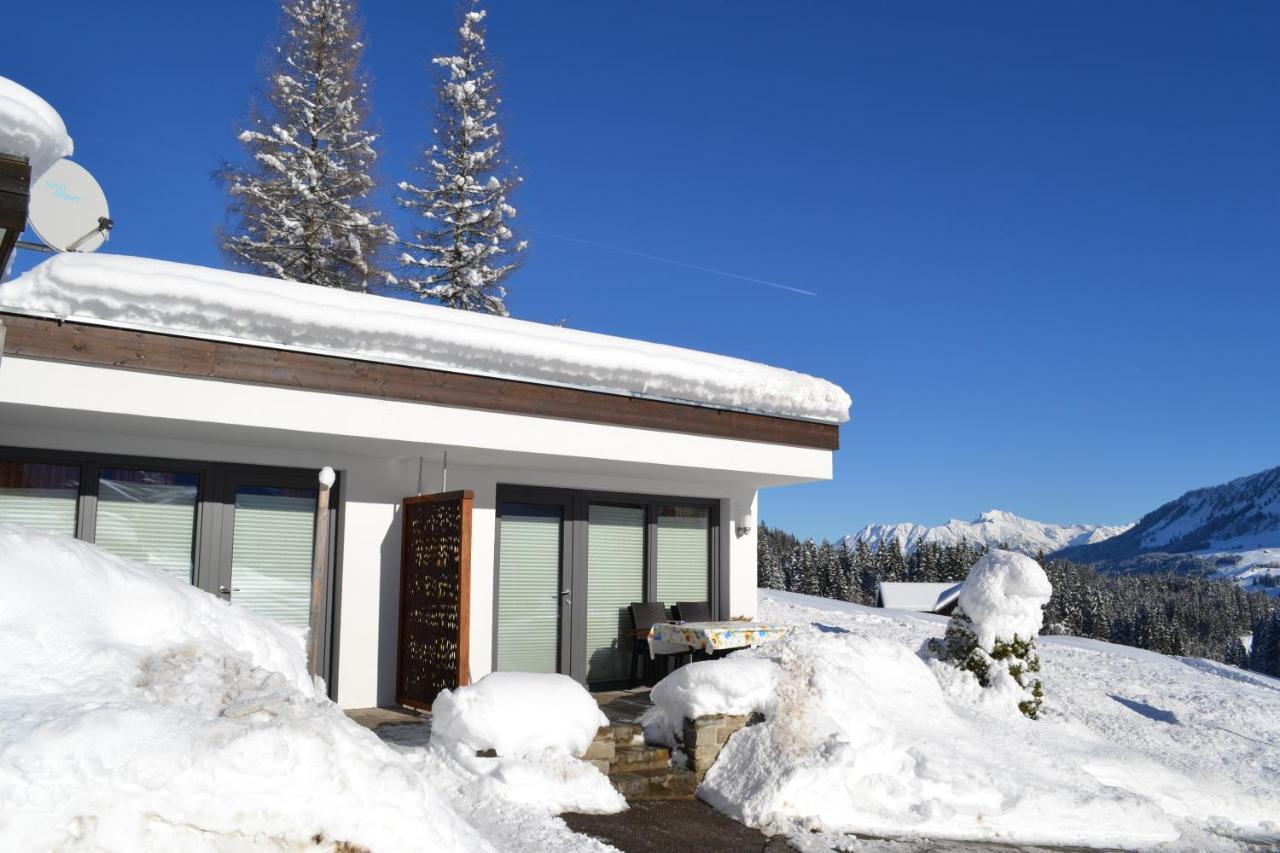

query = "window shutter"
[656, 506, 711, 607]
[0, 463, 79, 537]
[496, 505, 563, 673]
[228, 489, 316, 628]
[586, 504, 645, 684]
[94, 474, 198, 583]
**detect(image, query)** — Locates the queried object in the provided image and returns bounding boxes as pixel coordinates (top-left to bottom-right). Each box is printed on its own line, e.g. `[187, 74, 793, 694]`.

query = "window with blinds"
[94, 469, 198, 582]
[0, 462, 80, 537]
[656, 505, 711, 607]
[586, 504, 645, 684]
[496, 504, 563, 673]
[228, 487, 317, 628]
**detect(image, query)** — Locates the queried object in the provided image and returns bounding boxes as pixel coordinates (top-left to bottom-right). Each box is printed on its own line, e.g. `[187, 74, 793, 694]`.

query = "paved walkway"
[563, 799, 795, 853]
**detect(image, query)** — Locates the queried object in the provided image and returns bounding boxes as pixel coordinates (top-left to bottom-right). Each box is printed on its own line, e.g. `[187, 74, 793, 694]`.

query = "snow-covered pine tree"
[796, 540, 822, 597]
[222, 0, 394, 290]
[397, 1, 525, 315]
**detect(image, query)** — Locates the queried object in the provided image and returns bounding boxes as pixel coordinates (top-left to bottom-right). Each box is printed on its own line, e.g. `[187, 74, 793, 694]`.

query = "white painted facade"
[0, 352, 834, 709]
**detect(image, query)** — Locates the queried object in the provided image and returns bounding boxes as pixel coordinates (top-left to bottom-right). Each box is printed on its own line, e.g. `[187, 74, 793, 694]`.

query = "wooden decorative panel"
[396, 490, 472, 711]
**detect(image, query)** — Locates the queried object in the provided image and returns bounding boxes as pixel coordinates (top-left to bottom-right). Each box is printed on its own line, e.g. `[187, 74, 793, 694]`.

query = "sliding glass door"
[94, 468, 200, 583]
[585, 503, 646, 683]
[0, 461, 79, 536]
[495, 496, 574, 675]
[655, 505, 711, 605]
[493, 486, 718, 688]
[219, 475, 319, 628]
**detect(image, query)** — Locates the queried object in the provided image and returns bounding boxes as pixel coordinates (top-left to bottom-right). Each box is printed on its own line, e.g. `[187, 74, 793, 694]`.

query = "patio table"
[645, 620, 791, 659]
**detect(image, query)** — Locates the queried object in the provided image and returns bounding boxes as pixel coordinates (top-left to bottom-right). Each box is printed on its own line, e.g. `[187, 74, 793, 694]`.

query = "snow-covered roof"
[0, 253, 852, 424]
[0, 77, 73, 179]
[875, 582, 962, 613]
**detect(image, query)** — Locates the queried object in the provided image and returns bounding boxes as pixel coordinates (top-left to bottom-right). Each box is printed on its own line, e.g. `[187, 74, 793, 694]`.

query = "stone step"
[609, 767, 699, 801]
[610, 744, 671, 774]
[608, 722, 643, 746]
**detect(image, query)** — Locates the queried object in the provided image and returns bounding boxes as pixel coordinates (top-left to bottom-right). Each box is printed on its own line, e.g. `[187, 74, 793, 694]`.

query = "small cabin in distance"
[875, 581, 962, 615]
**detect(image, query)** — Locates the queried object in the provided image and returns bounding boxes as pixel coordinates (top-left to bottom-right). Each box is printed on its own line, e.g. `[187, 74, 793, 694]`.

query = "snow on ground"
[433, 671, 608, 757]
[692, 589, 1280, 851]
[641, 656, 779, 744]
[1206, 547, 1280, 597]
[0, 252, 851, 423]
[0, 524, 619, 852]
[0, 76, 73, 178]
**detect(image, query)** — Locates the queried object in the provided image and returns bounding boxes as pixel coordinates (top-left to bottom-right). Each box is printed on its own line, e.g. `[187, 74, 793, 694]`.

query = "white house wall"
[0, 356, 823, 708]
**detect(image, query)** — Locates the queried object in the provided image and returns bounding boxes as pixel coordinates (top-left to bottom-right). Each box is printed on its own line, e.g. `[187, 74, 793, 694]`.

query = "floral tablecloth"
[645, 621, 790, 659]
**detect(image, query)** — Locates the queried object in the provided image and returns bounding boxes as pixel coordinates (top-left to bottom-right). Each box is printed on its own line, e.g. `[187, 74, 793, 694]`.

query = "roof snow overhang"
[0, 312, 840, 451]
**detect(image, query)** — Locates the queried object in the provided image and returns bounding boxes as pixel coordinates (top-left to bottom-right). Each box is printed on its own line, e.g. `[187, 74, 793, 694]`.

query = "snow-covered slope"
[1056, 466, 1280, 569]
[0, 252, 851, 423]
[716, 589, 1280, 850]
[850, 509, 1132, 556]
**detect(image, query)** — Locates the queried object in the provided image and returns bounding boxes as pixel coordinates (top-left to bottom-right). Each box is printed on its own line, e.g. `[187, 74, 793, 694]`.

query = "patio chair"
[674, 601, 711, 623]
[629, 601, 688, 685]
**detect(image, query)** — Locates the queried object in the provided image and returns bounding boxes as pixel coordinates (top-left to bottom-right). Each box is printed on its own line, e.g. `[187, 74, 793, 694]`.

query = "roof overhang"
[0, 312, 839, 452]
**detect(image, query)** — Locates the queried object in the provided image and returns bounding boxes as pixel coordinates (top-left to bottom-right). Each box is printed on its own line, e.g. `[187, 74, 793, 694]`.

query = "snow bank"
[641, 656, 779, 744]
[0, 252, 852, 423]
[957, 548, 1052, 648]
[432, 671, 608, 757]
[0, 76, 73, 178]
[0, 524, 490, 851]
[722, 589, 1280, 849]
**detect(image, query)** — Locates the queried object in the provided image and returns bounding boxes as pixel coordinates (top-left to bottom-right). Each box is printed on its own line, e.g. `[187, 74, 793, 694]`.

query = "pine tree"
[853, 538, 877, 604]
[756, 523, 785, 590]
[796, 540, 822, 597]
[222, 0, 394, 290]
[397, 1, 526, 315]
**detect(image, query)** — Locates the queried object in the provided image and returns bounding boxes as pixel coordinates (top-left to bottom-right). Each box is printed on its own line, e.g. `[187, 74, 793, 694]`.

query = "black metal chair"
[674, 601, 711, 623]
[629, 601, 688, 685]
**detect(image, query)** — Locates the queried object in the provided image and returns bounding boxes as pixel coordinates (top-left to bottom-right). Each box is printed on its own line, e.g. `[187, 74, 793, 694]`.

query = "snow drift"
[432, 671, 608, 757]
[0, 76, 74, 179]
[0, 523, 490, 851]
[685, 590, 1280, 849]
[0, 252, 852, 423]
[641, 656, 779, 744]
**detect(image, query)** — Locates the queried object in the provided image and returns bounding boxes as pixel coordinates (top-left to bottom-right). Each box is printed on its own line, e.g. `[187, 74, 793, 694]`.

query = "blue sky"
[7, 2, 1278, 539]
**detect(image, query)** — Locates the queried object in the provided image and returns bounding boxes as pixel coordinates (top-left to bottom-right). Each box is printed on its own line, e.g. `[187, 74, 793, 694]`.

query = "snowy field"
[4, 524, 1277, 852]
[718, 589, 1280, 851]
[1206, 547, 1280, 597]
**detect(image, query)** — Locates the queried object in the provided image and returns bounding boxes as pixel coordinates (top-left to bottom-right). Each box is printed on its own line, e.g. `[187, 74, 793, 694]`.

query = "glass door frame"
[0, 445, 342, 694]
[493, 484, 722, 688]
[493, 488, 577, 679]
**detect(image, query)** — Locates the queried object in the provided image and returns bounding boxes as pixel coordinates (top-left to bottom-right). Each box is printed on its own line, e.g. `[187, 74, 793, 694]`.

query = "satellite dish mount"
[20, 158, 113, 254]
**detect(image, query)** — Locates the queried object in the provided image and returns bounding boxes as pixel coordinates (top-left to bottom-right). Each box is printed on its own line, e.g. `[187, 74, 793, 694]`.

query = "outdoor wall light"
[0, 155, 32, 277]
[736, 508, 755, 537]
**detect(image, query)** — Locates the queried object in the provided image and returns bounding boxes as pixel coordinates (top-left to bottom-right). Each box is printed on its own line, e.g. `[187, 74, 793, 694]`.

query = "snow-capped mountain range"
[1055, 465, 1280, 564]
[848, 510, 1133, 557]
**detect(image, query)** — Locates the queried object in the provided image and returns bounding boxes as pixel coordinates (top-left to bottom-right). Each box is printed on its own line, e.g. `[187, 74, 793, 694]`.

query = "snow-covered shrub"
[432, 671, 607, 757]
[940, 549, 1052, 718]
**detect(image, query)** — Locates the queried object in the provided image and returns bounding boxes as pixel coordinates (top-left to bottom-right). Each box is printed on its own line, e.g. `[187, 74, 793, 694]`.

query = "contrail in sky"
[534, 229, 817, 297]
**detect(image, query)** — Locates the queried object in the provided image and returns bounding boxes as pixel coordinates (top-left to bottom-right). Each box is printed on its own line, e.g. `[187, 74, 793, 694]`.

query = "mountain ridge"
[848, 510, 1133, 557]
[1053, 465, 1280, 565]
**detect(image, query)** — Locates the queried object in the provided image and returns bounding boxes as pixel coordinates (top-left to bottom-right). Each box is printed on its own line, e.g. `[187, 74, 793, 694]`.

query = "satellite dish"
[28, 159, 112, 252]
